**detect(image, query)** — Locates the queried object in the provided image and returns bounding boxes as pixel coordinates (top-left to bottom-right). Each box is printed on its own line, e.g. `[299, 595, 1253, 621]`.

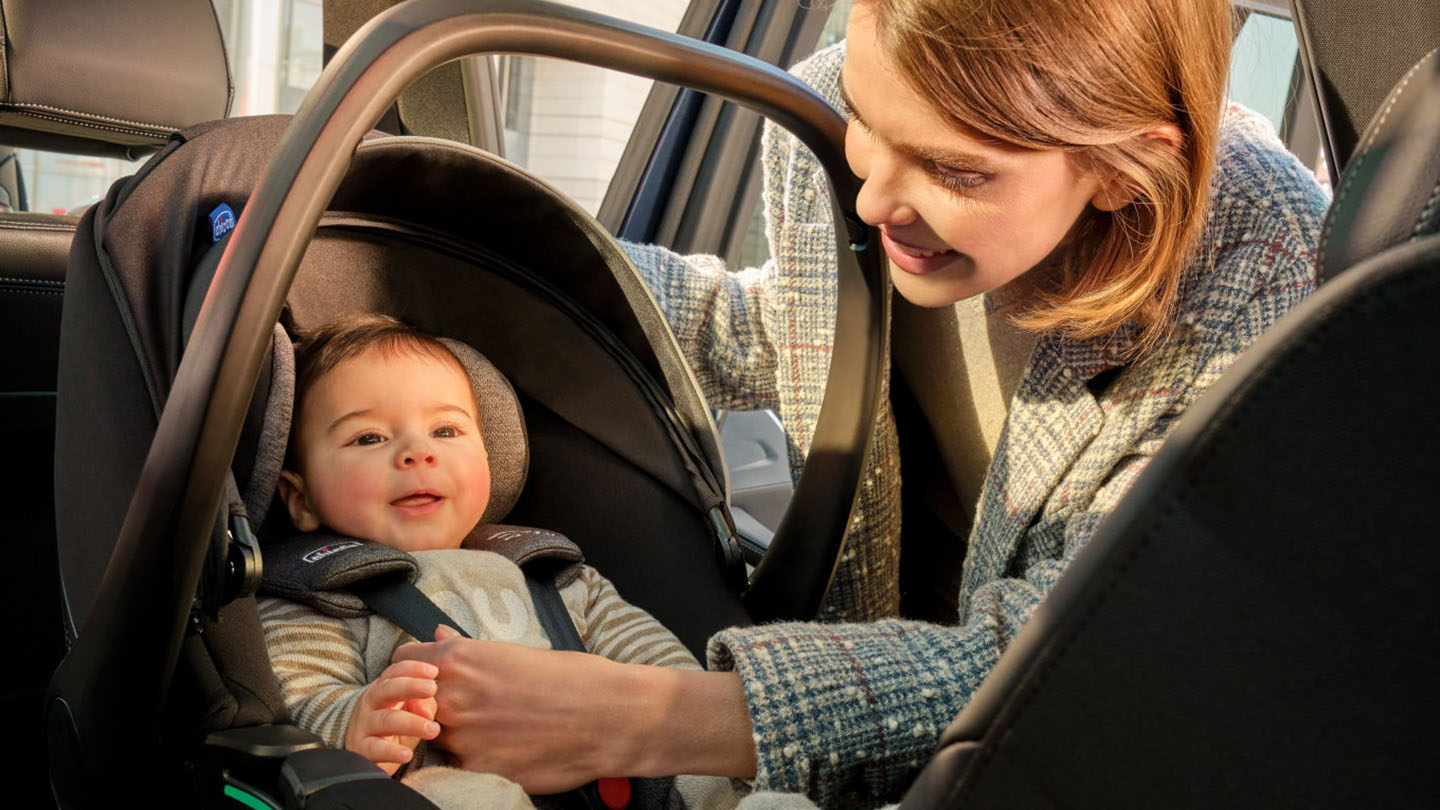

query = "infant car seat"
[46, 1, 887, 807]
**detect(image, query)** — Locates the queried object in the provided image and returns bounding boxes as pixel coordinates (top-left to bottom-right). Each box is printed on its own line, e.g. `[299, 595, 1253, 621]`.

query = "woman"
[397, 0, 1329, 806]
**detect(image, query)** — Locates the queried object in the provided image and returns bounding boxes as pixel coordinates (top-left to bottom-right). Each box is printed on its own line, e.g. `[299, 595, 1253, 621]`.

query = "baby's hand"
[345, 660, 442, 775]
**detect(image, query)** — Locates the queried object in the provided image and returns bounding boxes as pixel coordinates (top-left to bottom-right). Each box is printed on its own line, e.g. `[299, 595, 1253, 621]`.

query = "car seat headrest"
[1317, 47, 1440, 284]
[0, 0, 231, 159]
[438, 338, 530, 524]
[243, 324, 296, 527]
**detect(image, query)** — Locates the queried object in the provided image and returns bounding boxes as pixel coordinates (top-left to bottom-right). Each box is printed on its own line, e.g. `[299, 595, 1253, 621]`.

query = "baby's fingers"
[350, 732, 417, 773]
[366, 674, 438, 708]
[405, 696, 439, 723]
[359, 706, 441, 742]
[379, 659, 440, 681]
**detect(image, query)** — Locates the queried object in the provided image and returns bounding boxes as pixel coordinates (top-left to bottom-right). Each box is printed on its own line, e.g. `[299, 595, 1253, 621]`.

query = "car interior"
[2, 0, 1435, 807]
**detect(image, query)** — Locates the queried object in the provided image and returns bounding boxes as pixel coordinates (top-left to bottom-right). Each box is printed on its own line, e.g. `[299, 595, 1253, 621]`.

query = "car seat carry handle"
[50, 0, 887, 790]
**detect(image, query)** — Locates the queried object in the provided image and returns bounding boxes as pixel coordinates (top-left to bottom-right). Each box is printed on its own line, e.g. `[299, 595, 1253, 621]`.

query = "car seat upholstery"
[0, 0, 231, 158]
[1290, 0, 1438, 180]
[0, 0, 231, 802]
[897, 47, 1440, 810]
[0, 210, 75, 803]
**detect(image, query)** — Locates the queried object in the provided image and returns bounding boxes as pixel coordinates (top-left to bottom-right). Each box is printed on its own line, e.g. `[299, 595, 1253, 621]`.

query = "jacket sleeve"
[622, 241, 782, 412]
[618, 43, 846, 413]
[707, 204, 1323, 808]
[258, 595, 369, 751]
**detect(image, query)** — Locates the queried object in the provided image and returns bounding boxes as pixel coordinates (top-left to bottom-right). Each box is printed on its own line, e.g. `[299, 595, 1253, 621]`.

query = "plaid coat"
[625, 44, 1329, 808]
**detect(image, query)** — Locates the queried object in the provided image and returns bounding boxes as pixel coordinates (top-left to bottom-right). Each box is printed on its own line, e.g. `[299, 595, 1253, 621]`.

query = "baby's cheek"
[312, 466, 390, 533]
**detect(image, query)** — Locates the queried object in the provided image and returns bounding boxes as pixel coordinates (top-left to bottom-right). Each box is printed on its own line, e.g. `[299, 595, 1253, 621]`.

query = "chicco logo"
[302, 540, 361, 563]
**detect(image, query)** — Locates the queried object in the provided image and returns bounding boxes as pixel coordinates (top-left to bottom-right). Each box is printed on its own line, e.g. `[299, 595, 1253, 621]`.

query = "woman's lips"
[392, 492, 444, 516]
[880, 229, 958, 276]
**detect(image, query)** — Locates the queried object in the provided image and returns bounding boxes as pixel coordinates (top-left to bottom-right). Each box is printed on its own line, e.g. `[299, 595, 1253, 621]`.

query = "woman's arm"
[393, 628, 757, 794]
[623, 242, 782, 412]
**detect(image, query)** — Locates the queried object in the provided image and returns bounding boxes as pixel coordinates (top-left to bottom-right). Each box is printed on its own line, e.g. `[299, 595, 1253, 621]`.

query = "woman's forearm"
[616, 664, 758, 780]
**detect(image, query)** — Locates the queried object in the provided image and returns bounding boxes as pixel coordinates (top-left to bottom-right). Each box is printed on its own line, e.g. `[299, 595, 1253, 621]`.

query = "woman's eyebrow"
[839, 70, 1000, 174]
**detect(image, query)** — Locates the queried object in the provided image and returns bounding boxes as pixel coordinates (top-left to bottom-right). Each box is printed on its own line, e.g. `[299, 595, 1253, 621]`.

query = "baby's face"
[280, 346, 491, 552]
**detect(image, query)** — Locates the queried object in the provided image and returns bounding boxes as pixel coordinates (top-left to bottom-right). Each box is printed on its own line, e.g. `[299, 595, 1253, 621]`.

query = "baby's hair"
[287, 313, 470, 465]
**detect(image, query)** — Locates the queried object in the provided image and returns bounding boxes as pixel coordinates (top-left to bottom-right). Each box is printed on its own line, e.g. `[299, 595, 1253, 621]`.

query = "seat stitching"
[0, 287, 63, 297]
[0, 222, 77, 232]
[0, 107, 161, 138]
[4, 101, 179, 131]
[1318, 48, 1436, 274]
[0, 276, 63, 286]
[1414, 180, 1440, 239]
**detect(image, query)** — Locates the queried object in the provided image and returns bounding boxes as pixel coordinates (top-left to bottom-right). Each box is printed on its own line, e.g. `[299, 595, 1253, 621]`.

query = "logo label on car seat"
[303, 540, 361, 563]
[209, 203, 237, 243]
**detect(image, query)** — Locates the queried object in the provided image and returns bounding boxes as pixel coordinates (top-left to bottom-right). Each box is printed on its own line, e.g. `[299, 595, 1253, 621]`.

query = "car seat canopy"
[56, 113, 744, 654]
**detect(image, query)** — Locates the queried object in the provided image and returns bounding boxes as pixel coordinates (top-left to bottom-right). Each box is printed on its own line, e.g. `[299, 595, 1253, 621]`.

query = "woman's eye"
[433, 425, 459, 438]
[927, 162, 988, 191]
[352, 432, 386, 446]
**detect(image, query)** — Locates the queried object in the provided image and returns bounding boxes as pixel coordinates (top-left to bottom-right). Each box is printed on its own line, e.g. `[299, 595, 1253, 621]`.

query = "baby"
[258, 314, 729, 809]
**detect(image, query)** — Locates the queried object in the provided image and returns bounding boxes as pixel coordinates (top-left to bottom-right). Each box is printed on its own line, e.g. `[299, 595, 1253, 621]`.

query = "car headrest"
[1317, 47, 1440, 284]
[0, 0, 231, 159]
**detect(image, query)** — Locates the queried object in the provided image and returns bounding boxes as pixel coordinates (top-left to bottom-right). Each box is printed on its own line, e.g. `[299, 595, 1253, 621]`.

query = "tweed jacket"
[624, 49, 902, 625]
[627, 44, 1329, 808]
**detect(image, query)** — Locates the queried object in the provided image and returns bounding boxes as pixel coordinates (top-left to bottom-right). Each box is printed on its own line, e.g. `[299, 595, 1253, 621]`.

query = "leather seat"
[0, 0, 230, 801]
[0, 210, 75, 799]
[898, 47, 1440, 810]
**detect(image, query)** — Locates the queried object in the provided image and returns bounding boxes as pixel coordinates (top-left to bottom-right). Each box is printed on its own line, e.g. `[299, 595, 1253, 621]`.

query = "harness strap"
[525, 571, 584, 652]
[349, 577, 473, 642]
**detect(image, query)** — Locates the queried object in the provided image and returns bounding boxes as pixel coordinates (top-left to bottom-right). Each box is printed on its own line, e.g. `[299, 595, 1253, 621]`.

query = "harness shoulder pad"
[259, 533, 418, 617]
[463, 524, 585, 587]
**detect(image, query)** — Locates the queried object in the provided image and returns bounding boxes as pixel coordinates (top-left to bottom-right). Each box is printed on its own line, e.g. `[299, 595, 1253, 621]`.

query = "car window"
[6, 1, 689, 218]
[494, 1, 691, 214]
[1229, 6, 1330, 190]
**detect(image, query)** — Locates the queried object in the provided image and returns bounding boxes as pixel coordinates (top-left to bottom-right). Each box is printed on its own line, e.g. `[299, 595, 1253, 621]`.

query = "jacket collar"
[959, 329, 1107, 606]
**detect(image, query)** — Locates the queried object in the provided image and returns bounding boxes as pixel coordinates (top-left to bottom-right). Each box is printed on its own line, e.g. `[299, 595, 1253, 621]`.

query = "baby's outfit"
[260, 546, 737, 810]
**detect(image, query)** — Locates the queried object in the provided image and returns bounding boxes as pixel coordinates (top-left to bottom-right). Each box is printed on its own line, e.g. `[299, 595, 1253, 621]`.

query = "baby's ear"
[277, 470, 322, 532]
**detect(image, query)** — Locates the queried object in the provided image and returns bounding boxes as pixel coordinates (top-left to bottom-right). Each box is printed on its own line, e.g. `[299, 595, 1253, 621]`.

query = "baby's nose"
[399, 442, 437, 467]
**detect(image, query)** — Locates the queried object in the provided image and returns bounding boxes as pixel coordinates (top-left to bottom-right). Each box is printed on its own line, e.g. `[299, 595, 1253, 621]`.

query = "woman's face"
[842, 5, 1109, 307]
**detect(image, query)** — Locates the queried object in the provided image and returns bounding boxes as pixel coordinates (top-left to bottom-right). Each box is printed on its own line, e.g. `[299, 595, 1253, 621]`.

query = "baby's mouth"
[392, 491, 443, 508]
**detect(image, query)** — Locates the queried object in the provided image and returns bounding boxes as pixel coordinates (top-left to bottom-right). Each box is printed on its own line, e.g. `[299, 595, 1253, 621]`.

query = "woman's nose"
[851, 145, 918, 228]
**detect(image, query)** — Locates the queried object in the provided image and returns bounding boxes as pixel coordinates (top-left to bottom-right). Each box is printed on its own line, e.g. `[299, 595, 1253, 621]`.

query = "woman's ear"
[277, 469, 322, 532]
[1091, 122, 1184, 211]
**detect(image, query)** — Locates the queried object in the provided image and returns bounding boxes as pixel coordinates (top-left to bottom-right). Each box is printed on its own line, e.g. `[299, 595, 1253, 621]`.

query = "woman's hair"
[870, 0, 1232, 352]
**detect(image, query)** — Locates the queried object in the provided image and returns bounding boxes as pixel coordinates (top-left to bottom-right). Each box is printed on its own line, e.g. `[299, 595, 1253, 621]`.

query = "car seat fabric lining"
[245, 322, 295, 527]
[438, 338, 529, 524]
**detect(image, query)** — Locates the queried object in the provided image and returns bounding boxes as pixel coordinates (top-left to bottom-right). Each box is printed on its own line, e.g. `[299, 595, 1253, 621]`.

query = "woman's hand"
[344, 659, 442, 775]
[393, 625, 757, 793]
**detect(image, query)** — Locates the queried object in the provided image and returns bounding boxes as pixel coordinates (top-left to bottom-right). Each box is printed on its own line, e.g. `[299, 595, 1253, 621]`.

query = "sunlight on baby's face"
[281, 347, 490, 552]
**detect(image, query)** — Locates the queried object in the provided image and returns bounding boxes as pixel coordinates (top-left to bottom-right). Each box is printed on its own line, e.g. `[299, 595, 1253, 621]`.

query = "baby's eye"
[352, 432, 386, 446]
[433, 425, 460, 438]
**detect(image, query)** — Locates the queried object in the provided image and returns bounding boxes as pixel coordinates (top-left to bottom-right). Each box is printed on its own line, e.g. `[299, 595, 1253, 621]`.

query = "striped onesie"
[258, 547, 727, 810]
